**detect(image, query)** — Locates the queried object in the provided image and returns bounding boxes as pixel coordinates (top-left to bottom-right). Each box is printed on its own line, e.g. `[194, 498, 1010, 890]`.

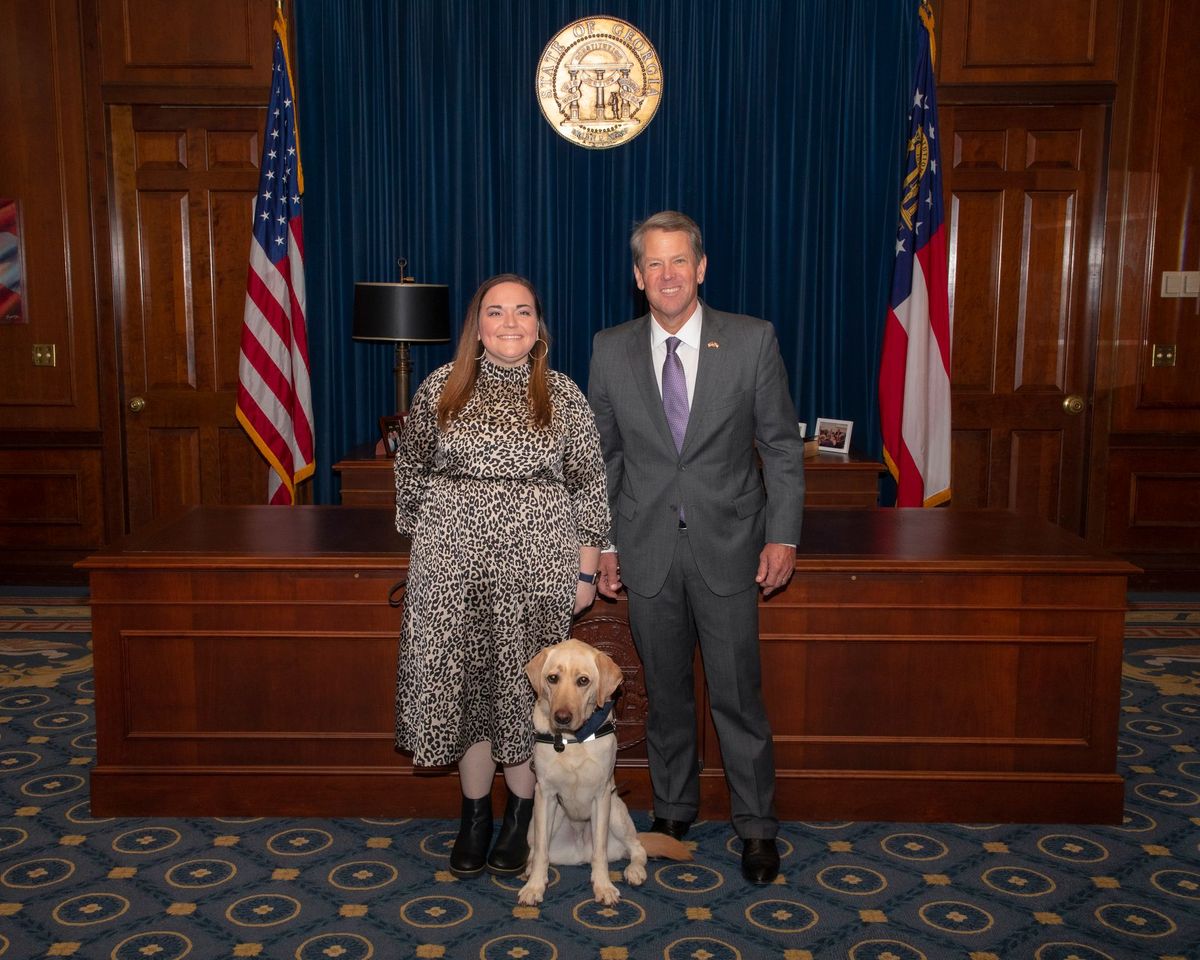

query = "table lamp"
[352, 260, 451, 417]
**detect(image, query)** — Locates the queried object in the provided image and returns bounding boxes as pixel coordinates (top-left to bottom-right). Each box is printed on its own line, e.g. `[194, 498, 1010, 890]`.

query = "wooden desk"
[81, 507, 1133, 823]
[334, 444, 884, 508]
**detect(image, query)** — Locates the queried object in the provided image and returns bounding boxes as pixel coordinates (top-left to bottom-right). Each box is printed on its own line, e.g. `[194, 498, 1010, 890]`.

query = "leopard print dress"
[393, 359, 610, 767]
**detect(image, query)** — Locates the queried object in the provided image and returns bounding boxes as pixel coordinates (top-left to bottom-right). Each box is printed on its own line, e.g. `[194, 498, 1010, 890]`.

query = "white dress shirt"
[649, 302, 702, 407]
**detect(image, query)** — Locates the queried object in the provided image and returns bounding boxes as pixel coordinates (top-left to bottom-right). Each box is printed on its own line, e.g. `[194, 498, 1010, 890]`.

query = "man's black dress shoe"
[741, 837, 780, 884]
[649, 817, 692, 840]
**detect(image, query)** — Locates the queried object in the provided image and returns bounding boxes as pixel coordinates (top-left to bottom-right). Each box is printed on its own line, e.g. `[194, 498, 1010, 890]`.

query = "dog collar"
[535, 699, 616, 753]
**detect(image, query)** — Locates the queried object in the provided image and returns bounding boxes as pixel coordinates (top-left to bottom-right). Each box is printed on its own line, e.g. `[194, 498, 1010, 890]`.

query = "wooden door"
[942, 104, 1105, 533]
[110, 104, 273, 529]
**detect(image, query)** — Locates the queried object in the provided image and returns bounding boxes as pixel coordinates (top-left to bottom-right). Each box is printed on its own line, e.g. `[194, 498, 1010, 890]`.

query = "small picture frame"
[815, 417, 853, 453]
[379, 415, 405, 455]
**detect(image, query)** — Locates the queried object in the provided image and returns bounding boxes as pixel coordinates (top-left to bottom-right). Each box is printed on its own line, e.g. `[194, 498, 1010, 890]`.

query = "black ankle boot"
[486, 792, 534, 874]
[449, 794, 493, 878]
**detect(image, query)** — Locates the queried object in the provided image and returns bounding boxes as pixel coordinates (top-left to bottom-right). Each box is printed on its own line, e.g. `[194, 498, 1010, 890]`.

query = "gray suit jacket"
[588, 303, 805, 596]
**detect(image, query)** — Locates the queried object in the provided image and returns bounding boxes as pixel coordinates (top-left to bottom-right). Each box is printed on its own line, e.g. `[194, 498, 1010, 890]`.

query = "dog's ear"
[594, 650, 624, 704]
[525, 647, 551, 691]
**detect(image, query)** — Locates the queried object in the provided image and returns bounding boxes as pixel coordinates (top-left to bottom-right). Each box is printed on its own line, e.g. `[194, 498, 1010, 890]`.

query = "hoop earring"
[476, 341, 486, 361]
[529, 338, 549, 361]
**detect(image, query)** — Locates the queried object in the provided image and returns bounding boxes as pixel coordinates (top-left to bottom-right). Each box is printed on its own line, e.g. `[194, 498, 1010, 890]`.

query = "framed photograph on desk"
[816, 417, 853, 453]
[379, 415, 404, 455]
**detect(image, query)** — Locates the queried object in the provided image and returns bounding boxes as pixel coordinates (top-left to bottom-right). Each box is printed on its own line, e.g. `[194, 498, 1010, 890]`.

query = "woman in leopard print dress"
[394, 274, 609, 879]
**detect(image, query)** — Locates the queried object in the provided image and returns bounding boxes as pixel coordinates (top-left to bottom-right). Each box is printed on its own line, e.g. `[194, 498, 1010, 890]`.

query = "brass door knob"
[1062, 395, 1084, 415]
[128, 396, 146, 413]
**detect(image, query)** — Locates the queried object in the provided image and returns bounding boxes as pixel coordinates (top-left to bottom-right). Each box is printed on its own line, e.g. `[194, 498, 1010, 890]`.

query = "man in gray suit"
[588, 210, 805, 883]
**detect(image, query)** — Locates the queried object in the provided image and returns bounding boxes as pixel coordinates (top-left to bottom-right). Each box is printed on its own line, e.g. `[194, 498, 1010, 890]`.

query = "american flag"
[235, 6, 314, 505]
[879, 0, 951, 507]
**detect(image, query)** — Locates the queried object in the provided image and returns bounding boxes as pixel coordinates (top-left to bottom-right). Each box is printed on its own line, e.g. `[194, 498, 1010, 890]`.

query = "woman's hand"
[574, 579, 598, 615]
[575, 544, 603, 614]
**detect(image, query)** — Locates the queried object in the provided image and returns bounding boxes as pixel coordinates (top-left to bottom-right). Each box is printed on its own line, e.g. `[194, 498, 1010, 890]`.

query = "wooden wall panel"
[938, 0, 1118, 86]
[1102, 448, 1200, 557]
[0, 449, 104, 550]
[1130, 474, 1200, 529]
[96, 0, 273, 88]
[0, 1, 101, 428]
[0, 0, 115, 580]
[1088, 0, 1200, 585]
[1100, 3, 1200, 433]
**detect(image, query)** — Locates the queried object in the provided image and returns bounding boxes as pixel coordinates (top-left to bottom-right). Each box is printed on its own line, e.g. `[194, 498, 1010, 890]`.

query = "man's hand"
[755, 543, 796, 597]
[597, 552, 624, 599]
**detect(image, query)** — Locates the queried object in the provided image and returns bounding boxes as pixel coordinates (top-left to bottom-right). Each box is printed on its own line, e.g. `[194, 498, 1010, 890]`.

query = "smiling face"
[477, 280, 539, 366]
[634, 228, 707, 334]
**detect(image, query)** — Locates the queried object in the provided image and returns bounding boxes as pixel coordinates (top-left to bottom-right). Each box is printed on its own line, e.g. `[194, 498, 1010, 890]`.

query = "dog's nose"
[553, 710, 573, 727]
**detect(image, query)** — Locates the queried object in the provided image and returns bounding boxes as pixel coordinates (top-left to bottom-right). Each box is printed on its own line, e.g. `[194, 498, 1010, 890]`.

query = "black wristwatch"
[578, 571, 598, 585]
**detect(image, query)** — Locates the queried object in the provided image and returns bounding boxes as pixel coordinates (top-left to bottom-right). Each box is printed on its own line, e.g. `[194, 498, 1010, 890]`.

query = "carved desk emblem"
[536, 16, 662, 150]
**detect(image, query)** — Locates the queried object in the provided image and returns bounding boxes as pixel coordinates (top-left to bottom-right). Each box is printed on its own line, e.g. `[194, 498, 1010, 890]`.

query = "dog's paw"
[517, 881, 545, 906]
[592, 881, 621, 905]
[624, 862, 647, 886]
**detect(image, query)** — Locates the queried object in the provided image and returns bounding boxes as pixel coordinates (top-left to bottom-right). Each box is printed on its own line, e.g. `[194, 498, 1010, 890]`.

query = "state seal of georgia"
[536, 16, 662, 149]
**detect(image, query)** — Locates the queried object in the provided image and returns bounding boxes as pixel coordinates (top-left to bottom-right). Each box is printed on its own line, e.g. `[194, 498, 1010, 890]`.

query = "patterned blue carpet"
[1, 589, 1198, 959]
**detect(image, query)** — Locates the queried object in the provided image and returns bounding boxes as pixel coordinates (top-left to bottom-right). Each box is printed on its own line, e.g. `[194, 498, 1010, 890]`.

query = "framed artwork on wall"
[1, 199, 27, 324]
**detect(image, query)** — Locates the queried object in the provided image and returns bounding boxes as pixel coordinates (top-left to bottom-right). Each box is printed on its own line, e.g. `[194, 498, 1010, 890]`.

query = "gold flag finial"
[919, 0, 937, 67]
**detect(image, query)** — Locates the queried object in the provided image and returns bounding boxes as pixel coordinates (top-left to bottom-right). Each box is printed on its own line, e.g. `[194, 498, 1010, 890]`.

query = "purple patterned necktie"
[662, 336, 689, 453]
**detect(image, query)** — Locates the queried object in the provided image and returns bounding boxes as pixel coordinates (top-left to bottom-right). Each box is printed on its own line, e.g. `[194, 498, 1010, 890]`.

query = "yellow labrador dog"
[518, 639, 690, 906]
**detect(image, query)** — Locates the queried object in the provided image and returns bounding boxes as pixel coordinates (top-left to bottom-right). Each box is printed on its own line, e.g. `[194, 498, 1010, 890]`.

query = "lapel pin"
[707, 340, 719, 349]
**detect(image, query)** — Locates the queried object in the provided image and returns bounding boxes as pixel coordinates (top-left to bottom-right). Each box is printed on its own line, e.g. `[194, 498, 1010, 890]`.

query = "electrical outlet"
[1152, 344, 1177, 367]
[32, 344, 57, 367]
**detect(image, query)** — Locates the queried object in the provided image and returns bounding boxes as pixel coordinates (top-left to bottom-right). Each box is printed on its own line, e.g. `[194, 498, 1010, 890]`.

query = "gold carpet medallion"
[536, 16, 662, 149]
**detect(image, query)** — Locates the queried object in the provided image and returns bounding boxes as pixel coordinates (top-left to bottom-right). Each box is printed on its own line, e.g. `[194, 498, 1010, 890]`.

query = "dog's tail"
[637, 833, 693, 861]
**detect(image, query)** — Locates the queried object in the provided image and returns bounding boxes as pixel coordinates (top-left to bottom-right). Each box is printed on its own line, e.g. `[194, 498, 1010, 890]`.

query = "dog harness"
[535, 698, 616, 753]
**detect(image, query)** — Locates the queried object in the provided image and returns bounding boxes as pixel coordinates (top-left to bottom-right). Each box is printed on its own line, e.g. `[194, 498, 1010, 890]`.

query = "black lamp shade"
[352, 283, 451, 343]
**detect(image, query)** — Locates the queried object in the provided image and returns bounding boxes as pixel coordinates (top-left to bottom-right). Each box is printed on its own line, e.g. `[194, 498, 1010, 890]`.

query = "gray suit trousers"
[626, 528, 778, 839]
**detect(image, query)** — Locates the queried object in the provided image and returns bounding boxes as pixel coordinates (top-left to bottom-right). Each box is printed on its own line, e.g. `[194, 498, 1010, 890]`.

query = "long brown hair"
[437, 274, 553, 429]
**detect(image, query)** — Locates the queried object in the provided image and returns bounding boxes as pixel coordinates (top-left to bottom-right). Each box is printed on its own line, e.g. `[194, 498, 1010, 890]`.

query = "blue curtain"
[296, 0, 918, 503]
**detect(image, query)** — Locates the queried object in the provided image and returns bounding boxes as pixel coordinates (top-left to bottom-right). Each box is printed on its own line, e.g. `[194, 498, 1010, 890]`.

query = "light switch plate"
[1161, 271, 1200, 297]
